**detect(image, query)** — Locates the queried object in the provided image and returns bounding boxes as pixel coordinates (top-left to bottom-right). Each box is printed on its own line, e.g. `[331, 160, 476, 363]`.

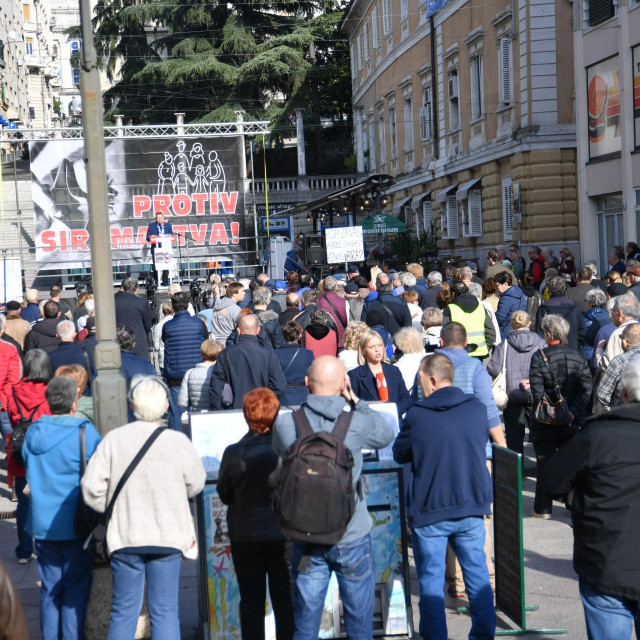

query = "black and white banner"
[29, 136, 245, 270]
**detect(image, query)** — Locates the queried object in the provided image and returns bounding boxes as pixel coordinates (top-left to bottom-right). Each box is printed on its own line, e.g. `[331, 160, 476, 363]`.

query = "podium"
[150, 234, 177, 285]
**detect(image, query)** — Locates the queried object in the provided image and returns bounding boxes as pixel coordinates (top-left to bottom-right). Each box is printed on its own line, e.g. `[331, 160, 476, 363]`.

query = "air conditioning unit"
[448, 74, 459, 99]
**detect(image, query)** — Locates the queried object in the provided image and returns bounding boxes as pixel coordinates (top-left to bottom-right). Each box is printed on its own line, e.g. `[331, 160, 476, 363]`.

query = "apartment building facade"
[574, 0, 640, 273]
[343, 0, 578, 268]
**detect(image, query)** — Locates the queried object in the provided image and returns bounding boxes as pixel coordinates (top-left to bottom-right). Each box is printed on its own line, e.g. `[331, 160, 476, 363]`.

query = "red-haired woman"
[217, 388, 294, 640]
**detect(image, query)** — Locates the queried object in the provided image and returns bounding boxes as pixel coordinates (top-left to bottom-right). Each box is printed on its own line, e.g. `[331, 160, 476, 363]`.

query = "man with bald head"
[273, 355, 395, 639]
[208, 314, 287, 410]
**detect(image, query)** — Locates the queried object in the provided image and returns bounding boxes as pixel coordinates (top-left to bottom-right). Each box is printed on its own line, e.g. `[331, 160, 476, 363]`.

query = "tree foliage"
[92, 0, 351, 128]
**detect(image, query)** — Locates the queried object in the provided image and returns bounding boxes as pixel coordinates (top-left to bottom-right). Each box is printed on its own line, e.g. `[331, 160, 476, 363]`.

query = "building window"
[442, 195, 459, 239]
[470, 55, 484, 120]
[584, 0, 615, 27]
[53, 43, 58, 58]
[401, 0, 409, 21]
[379, 115, 386, 165]
[72, 66, 80, 85]
[422, 201, 433, 234]
[350, 43, 357, 78]
[390, 107, 398, 157]
[383, 0, 392, 35]
[596, 193, 624, 273]
[364, 21, 371, 61]
[369, 119, 376, 170]
[23, 3, 31, 20]
[502, 177, 513, 241]
[499, 37, 512, 105]
[25, 38, 34, 55]
[0, 40, 5, 63]
[420, 86, 432, 140]
[372, 5, 380, 49]
[448, 70, 459, 131]
[403, 97, 414, 150]
[357, 34, 363, 71]
[362, 126, 369, 172]
[462, 190, 483, 237]
[29, 106, 36, 119]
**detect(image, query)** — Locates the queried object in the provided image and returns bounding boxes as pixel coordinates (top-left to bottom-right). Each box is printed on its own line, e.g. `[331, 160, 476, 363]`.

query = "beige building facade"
[574, 0, 640, 274]
[343, 0, 579, 270]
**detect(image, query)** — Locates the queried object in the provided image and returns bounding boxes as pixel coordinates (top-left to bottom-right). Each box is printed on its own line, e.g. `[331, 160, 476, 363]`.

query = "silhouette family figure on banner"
[157, 140, 226, 196]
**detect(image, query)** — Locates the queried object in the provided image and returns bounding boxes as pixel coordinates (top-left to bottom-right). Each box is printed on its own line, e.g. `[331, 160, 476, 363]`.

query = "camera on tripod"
[75, 276, 93, 295]
[145, 274, 157, 299]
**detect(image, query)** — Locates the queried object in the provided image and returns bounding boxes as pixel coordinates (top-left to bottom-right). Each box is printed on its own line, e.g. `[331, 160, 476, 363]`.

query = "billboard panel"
[634, 45, 640, 150]
[29, 136, 246, 270]
[587, 56, 622, 159]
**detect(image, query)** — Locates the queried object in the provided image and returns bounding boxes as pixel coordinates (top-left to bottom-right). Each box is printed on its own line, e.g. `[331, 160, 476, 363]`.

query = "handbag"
[491, 343, 509, 411]
[532, 349, 573, 426]
[76, 425, 165, 563]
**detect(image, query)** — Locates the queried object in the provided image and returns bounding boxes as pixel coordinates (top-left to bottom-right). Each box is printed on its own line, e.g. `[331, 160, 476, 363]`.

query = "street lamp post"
[78, 0, 127, 434]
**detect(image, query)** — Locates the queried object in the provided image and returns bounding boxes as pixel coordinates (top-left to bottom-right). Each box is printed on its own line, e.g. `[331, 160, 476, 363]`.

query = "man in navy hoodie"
[393, 354, 495, 640]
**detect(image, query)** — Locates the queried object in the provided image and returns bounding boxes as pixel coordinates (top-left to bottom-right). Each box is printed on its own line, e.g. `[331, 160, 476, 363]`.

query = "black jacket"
[361, 293, 412, 335]
[209, 334, 287, 410]
[544, 405, 640, 602]
[217, 431, 284, 543]
[114, 291, 153, 360]
[529, 343, 592, 438]
[24, 318, 61, 354]
[535, 295, 585, 350]
[418, 285, 442, 310]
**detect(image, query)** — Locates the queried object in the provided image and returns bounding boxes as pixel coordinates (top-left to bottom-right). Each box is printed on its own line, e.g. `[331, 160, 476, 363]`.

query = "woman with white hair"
[81, 375, 206, 639]
[529, 315, 592, 519]
[393, 327, 426, 394]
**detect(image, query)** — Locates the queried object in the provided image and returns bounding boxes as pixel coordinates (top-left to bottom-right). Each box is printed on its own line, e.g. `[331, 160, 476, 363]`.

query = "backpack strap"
[331, 410, 353, 441]
[321, 295, 347, 329]
[377, 300, 400, 327]
[292, 408, 314, 439]
[12, 388, 40, 423]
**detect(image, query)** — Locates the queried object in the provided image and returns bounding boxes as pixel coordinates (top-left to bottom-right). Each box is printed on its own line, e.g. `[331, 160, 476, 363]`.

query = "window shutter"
[445, 195, 459, 239]
[379, 117, 386, 165]
[499, 37, 512, 104]
[422, 201, 432, 233]
[369, 120, 376, 170]
[357, 34, 363, 70]
[383, 0, 392, 35]
[372, 6, 380, 48]
[419, 107, 429, 141]
[502, 177, 513, 241]
[350, 43, 357, 78]
[588, 0, 615, 27]
[364, 21, 370, 61]
[469, 190, 483, 237]
[401, 0, 409, 20]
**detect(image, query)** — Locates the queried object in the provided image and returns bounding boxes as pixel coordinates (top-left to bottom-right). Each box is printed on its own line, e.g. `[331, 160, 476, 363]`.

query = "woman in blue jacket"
[348, 329, 411, 417]
[275, 321, 315, 406]
[495, 271, 527, 338]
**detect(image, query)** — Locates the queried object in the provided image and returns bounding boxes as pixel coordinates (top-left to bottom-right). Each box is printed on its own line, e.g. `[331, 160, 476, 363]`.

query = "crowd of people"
[2, 240, 640, 638]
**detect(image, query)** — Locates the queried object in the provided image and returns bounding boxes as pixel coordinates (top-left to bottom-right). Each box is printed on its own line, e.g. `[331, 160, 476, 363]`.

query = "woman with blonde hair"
[348, 329, 410, 417]
[54, 364, 93, 422]
[558, 246, 576, 283]
[393, 327, 426, 394]
[338, 321, 369, 372]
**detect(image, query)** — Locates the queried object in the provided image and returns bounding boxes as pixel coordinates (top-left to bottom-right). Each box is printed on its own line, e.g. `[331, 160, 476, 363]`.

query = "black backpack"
[274, 408, 355, 545]
[10, 389, 42, 466]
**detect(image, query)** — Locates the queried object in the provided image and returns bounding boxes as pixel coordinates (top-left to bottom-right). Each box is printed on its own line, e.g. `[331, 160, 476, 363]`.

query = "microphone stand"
[172, 230, 191, 284]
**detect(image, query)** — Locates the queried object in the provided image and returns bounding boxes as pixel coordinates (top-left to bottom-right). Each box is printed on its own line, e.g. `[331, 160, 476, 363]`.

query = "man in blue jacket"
[494, 271, 527, 338]
[393, 354, 495, 640]
[23, 376, 101, 640]
[146, 212, 174, 286]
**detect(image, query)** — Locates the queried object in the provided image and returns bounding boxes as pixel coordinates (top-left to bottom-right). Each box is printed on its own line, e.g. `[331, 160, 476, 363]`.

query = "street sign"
[325, 226, 365, 264]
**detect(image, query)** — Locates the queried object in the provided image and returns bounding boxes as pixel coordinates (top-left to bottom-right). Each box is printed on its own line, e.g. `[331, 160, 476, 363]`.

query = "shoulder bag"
[491, 343, 509, 411]
[75, 425, 164, 564]
[532, 349, 573, 426]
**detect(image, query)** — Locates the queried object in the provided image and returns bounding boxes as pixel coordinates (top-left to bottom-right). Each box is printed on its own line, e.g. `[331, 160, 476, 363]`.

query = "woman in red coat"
[5, 348, 52, 564]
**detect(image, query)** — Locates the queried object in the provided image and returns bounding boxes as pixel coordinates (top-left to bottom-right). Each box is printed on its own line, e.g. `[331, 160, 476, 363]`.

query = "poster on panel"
[28, 136, 246, 271]
[587, 56, 622, 159]
[633, 46, 640, 149]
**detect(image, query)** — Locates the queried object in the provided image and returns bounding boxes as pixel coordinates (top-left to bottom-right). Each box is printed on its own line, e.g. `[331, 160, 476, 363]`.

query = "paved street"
[1, 445, 585, 639]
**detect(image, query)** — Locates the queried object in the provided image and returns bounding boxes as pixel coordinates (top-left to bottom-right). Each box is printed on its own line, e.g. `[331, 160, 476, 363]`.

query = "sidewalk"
[1, 445, 585, 639]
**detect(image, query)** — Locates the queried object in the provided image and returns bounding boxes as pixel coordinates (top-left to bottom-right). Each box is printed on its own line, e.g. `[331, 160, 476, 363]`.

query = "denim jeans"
[167, 384, 183, 431]
[108, 551, 182, 640]
[291, 533, 375, 640]
[0, 410, 11, 450]
[580, 577, 640, 640]
[14, 476, 33, 560]
[412, 517, 495, 640]
[35, 539, 93, 640]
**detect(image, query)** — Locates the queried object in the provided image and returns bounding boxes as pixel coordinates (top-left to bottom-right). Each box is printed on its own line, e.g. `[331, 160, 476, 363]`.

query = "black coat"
[535, 295, 585, 349]
[544, 405, 640, 602]
[218, 431, 285, 543]
[114, 291, 153, 360]
[209, 335, 287, 410]
[361, 293, 412, 335]
[418, 285, 442, 310]
[24, 318, 61, 353]
[348, 362, 411, 417]
[274, 344, 315, 406]
[529, 343, 592, 440]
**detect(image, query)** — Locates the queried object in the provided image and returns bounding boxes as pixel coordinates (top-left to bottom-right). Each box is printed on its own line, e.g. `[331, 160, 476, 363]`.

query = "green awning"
[359, 213, 407, 235]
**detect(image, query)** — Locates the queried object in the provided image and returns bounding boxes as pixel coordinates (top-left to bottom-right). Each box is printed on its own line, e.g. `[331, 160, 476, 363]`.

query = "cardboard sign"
[325, 226, 364, 264]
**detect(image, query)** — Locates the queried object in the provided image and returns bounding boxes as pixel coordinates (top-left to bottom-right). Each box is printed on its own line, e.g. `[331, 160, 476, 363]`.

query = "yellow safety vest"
[449, 303, 488, 357]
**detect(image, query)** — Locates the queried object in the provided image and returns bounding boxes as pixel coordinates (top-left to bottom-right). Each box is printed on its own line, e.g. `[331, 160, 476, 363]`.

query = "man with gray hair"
[362, 274, 412, 334]
[535, 276, 585, 350]
[318, 276, 351, 348]
[48, 319, 91, 385]
[419, 271, 443, 309]
[567, 266, 596, 313]
[594, 294, 640, 370]
[545, 355, 640, 640]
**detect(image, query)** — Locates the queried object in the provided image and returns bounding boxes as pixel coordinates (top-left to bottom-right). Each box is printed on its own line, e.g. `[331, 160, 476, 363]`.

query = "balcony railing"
[252, 174, 358, 195]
